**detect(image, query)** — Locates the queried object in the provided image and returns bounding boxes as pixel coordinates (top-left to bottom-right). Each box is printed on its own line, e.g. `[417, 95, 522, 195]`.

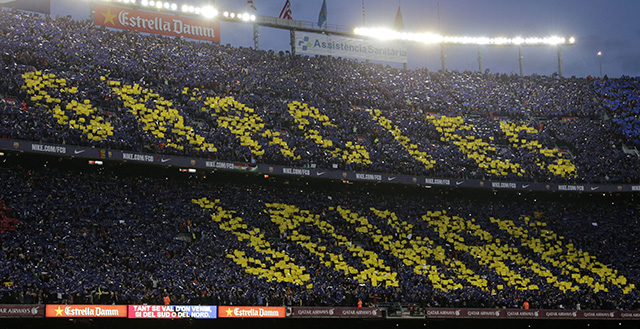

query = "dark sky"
[52, 0, 640, 77]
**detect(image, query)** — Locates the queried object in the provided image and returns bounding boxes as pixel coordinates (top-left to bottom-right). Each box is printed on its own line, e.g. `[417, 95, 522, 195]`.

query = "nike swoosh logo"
[590, 186, 599, 191]
[456, 181, 464, 185]
[388, 177, 396, 181]
[161, 158, 171, 163]
[316, 171, 325, 176]
[522, 184, 530, 188]
[74, 149, 86, 154]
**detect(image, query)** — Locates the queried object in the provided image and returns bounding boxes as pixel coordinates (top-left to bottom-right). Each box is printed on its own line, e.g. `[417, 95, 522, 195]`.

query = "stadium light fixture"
[353, 27, 576, 46]
[99, 0, 243, 22]
[201, 6, 218, 18]
[597, 51, 603, 77]
[217, 11, 255, 21]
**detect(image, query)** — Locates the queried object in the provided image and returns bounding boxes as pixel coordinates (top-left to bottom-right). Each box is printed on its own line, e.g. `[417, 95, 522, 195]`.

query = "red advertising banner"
[287, 307, 382, 318]
[0, 304, 45, 318]
[45, 305, 127, 318]
[219, 306, 286, 318]
[93, 3, 220, 42]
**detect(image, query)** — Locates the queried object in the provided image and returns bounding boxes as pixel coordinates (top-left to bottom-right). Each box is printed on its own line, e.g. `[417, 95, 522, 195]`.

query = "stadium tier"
[0, 155, 639, 310]
[1, 10, 639, 185]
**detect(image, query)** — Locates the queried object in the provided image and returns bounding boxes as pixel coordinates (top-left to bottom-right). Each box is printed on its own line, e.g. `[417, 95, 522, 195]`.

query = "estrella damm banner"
[45, 305, 127, 318]
[94, 3, 220, 42]
[218, 306, 286, 318]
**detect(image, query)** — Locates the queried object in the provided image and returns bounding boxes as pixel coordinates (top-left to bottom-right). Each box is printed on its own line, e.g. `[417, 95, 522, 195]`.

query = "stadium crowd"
[595, 77, 640, 148]
[0, 8, 640, 313]
[0, 10, 639, 184]
[0, 157, 639, 310]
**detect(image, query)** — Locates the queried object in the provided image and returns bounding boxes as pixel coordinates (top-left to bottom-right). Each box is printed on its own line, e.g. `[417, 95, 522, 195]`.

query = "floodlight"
[188, 6, 195, 13]
[353, 27, 575, 46]
[170, 3, 177, 11]
[163, 2, 169, 9]
[546, 36, 565, 45]
[223, 11, 229, 17]
[194, 7, 201, 14]
[250, 14, 256, 21]
[230, 12, 235, 18]
[156, 2, 163, 9]
[201, 6, 218, 18]
[181, 4, 188, 12]
[525, 37, 542, 44]
[492, 37, 508, 45]
[418, 33, 443, 44]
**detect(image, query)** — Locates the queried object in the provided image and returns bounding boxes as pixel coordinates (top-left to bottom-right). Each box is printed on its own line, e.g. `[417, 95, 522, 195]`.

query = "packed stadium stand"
[1, 154, 639, 311]
[1, 8, 640, 323]
[1, 11, 639, 184]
